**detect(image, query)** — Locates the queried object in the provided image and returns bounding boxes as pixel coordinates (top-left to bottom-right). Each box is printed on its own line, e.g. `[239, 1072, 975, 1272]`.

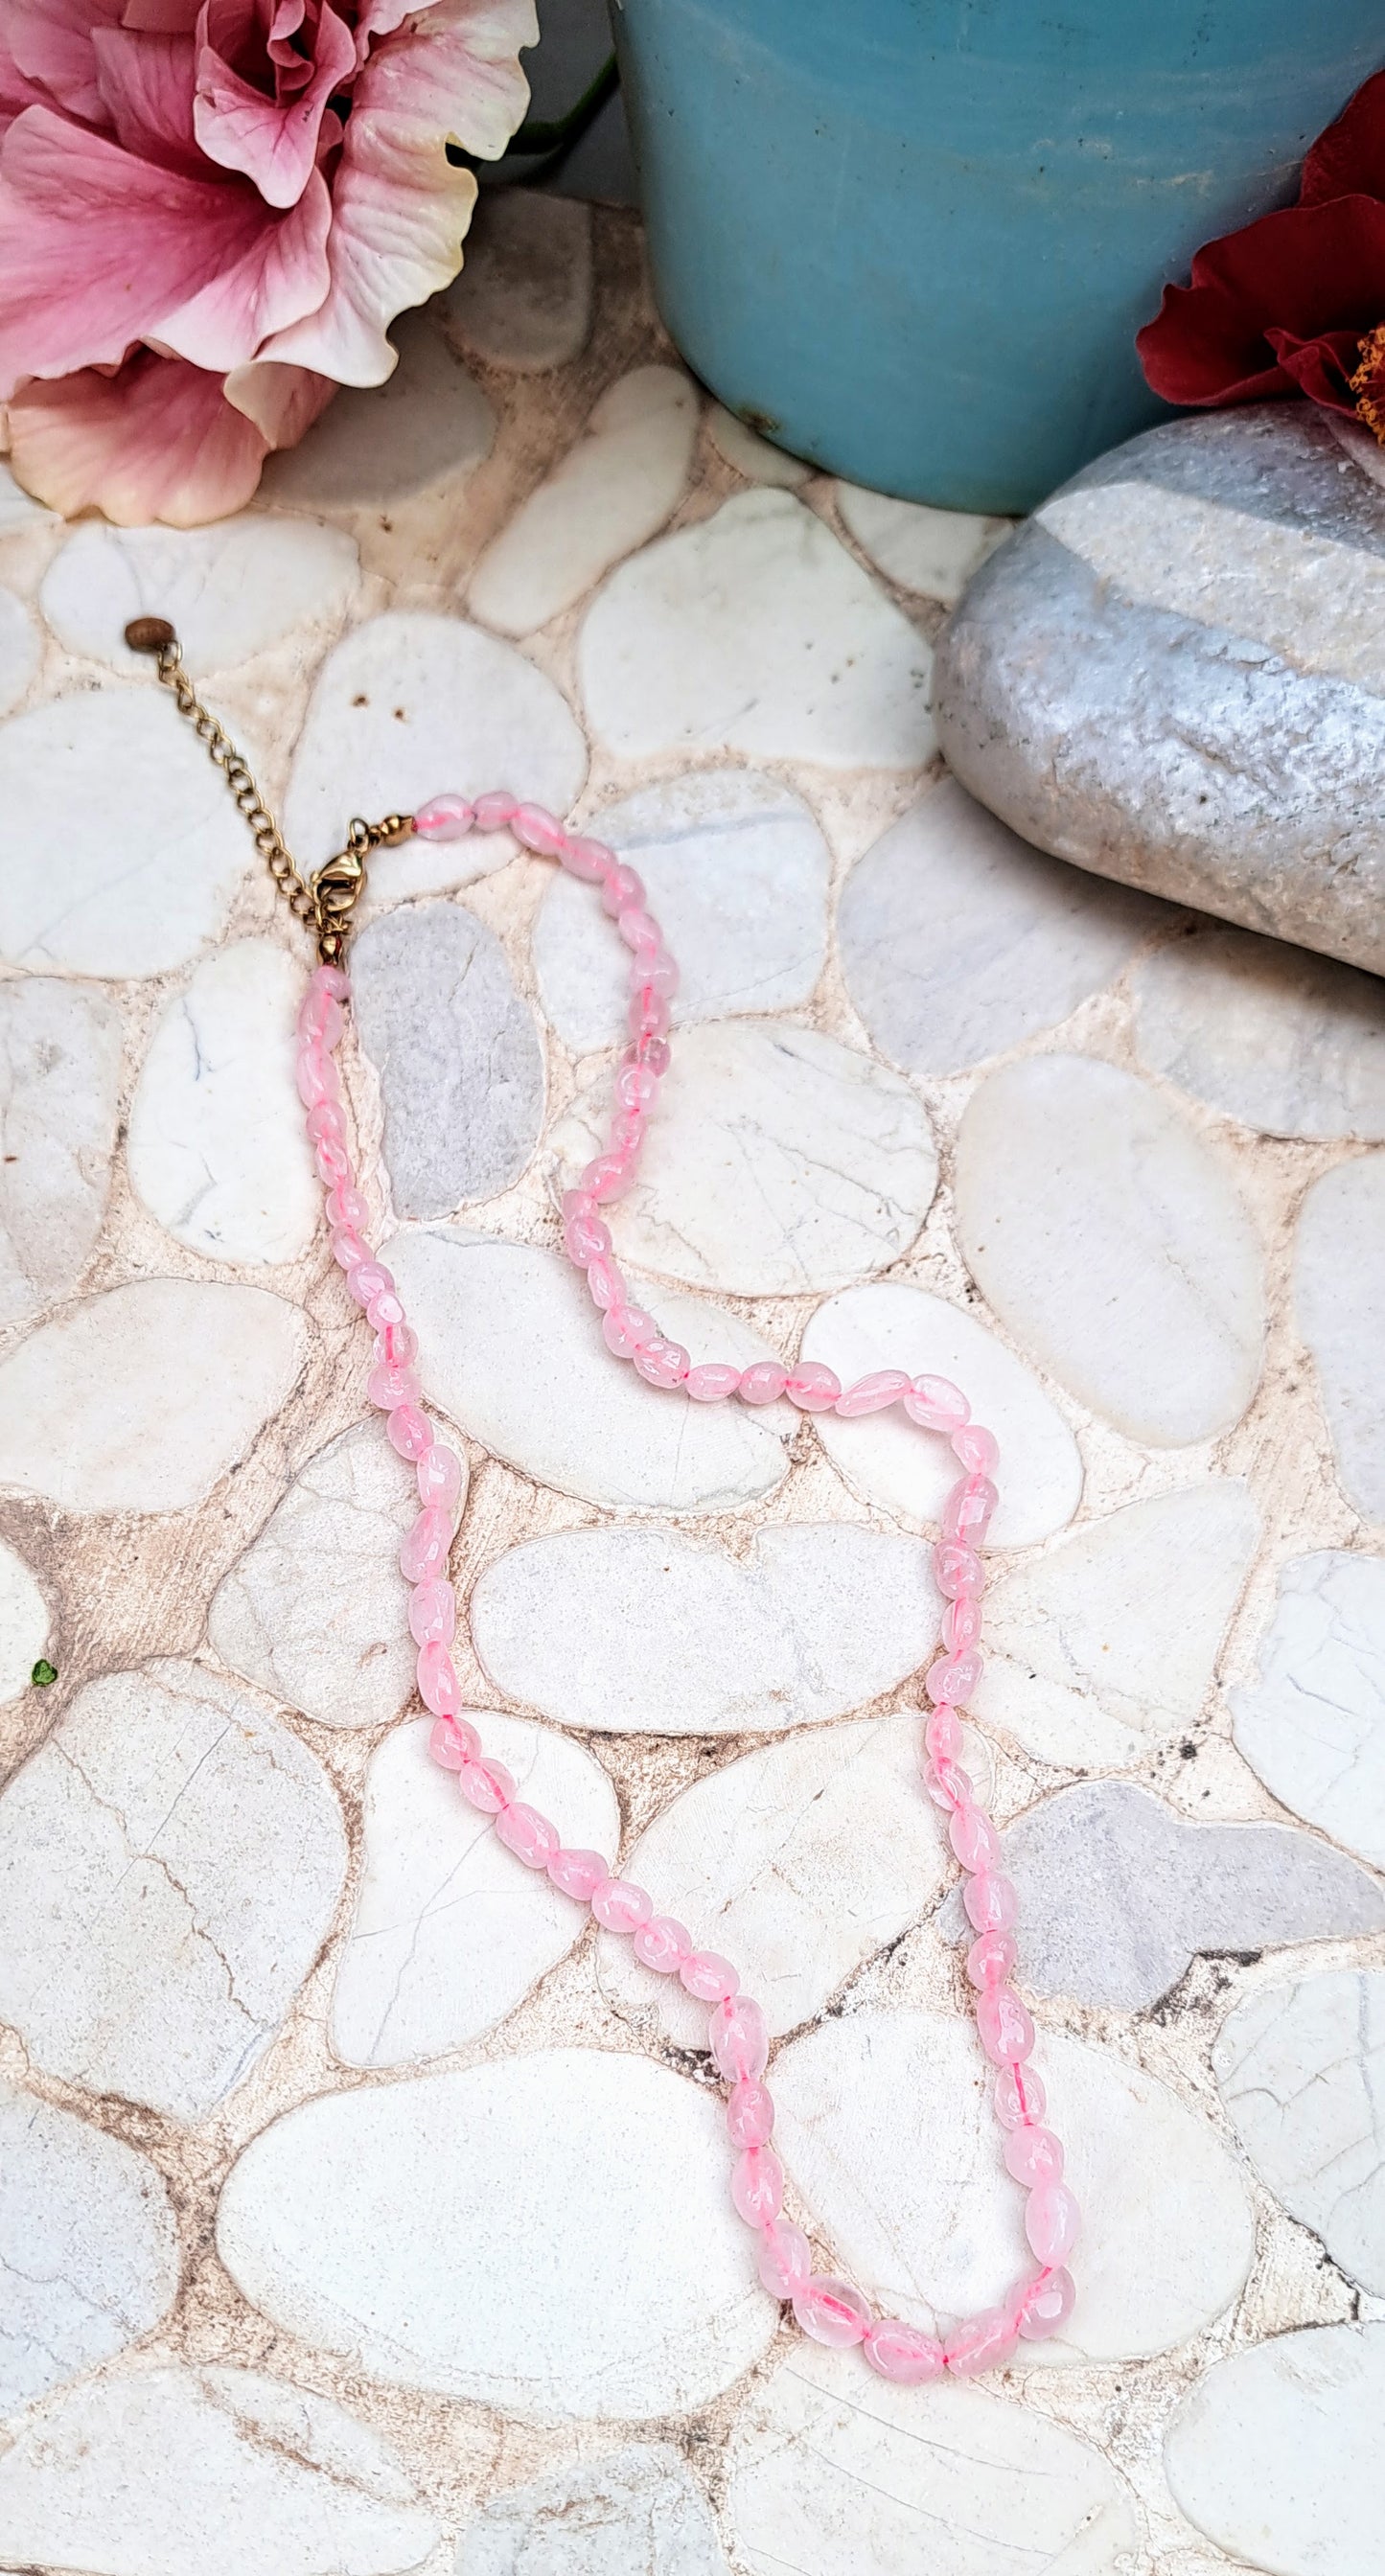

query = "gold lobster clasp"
[310, 813, 413, 964]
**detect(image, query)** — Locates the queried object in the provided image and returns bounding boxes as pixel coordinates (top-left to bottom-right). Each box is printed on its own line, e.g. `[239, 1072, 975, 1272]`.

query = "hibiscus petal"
[1137, 194, 1385, 407]
[1300, 67, 1385, 206]
[195, 0, 356, 208]
[223, 353, 336, 445]
[7, 348, 270, 523]
[5, 0, 127, 128]
[260, 0, 535, 386]
[1265, 325, 1371, 418]
[90, 27, 201, 171]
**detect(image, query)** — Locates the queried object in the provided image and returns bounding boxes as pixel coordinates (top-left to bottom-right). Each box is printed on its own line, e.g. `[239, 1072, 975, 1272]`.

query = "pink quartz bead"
[368, 1355, 421, 1413]
[966, 1929, 1017, 1990]
[307, 1098, 348, 1146]
[582, 1153, 634, 1205]
[685, 1363, 742, 1403]
[945, 2308, 1018, 2375]
[738, 1362, 788, 1405]
[792, 2275, 870, 2347]
[377, 1320, 419, 1369]
[428, 1714, 481, 1769]
[921, 1760, 972, 1812]
[547, 1847, 608, 1901]
[417, 1641, 460, 1717]
[558, 835, 613, 883]
[964, 1872, 1019, 1934]
[325, 1182, 370, 1231]
[680, 1950, 739, 2002]
[496, 1802, 561, 1868]
[1004, 2126, 1064, 2187]
[727, 2079, 775, 2148]
[510, 802, 566, 855]
[709, 1994, 769, 2082]
[977, 1985, 1036, 2067]
[332, 1227, 371, 1273]
[628, 1034, 670, 1076]
[634, 1338, 690, 1390]
[413, 793, 474, 840]
[942, 1475, 1000, 1545]
[785, 1364, 842, 1412]
[925, 1648, 982, 1705]
[834, 1368, 912, 1417]
[296, 1047, 339, 1108]
[600, 862, 645, 916]
[590, 1876, 653, 1933]
[949, 1803, 1000, 1874]
[616, 903, 659, 952]
[347, 1258, 395, 1310]
[995, 2062, 1047, 2130]
[585, 1255, 626, 1312]
[628, 988, 671, 1040]
[298, 986, 344, 1046]
[730, 2147, 783, 2225]
[935, 1540, 985, 1599]
[313, 962, 351, 1001]
[408, 1578, 456, 1646]
[473, 792, 518, 831]
[315, 1137, 352, 1189]
[636, 949, 679, 1000]
[614, 1061, 658, 1112]
[1018, 2266, 1075, 2341]
[400, 1504, 451, 1584]
[756, 2219, 812, 2299]
[609, 1109, 645, 1160]
[387, 1403, 431, 1461]
[1026, 2181, 1080, 2266]
[459, 1758, 516, 1813]
[602, 1304, 656, 1357]
[923, 1705, 964, 1761]
[864, 2320, 946, 2383]
[943, 1594, 983, 1653]
[633, 1916, 691, 1973]
[953, 1422, 1000, 1476]
[417, 1443, 463, 1512]
[365, 1284, 406, 1328]
[565, 1208, 612, 1264]
[904, 1373, 970, 1433]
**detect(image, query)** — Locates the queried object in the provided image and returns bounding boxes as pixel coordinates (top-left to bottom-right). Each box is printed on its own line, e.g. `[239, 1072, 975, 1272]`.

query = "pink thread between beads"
[295, 794, 1079, 2379]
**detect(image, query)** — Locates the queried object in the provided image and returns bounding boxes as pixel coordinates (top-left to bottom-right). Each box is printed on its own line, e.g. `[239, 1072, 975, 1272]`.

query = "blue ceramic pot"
[610, 0, 1383, 512]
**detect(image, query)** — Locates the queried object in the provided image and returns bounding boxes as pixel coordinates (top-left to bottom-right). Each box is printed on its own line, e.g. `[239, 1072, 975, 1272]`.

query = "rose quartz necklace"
[128, 617, 1079, 2382]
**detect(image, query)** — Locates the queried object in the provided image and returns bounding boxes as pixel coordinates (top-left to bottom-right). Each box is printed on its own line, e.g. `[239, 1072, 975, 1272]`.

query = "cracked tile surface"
[0, 2079, 179, 2412]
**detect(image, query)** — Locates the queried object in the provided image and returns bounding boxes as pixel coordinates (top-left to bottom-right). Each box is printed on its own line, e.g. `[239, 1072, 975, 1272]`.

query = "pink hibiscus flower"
[0, 0, 535, 523]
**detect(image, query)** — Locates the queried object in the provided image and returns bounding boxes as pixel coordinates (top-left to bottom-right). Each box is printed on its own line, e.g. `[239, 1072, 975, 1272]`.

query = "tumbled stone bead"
[935, 1540, 985, 1599]
[923, 1706, 964, 1761]
[633, 1915, 691, 1973]
[347, 1258, 395, 1310]
[964, 1871, 1019, 1934]
[628, 988, 671, 1040]
[564, 1208, 611, 1264]
[368, 1354, 420, 1412]
[727, 2080, 775, 2148]
[685, 1363, 741, 1403]
[977, 1984, 1036, 2067]
[590, 1876, 653, 1933]
[547, 1846, 608, 1900]
[428, 1714, 480, 1769]
[473, 792, 518, 831]
[966, 1929, 1017, 1990]
[1026, 2181, 1080, 2266]
[864, 2319, 946, 2383]
[834, 1368, 912, 1416]
[925, 1648, 981, 1705]
[585, 1255, 625, 1312]
[615, 1061, 658, 1111]
[679, 1949, 739, 2001]
[458, 1758, 515, 1813]
[313, 962, 351, 1001]
[375, 1320, 418, 1368]
[730, 2146, 783, 2225]
[558, 834, 612, 883]
[793, 2275, 870, 2347]
[638, 949, 679, 1000]
[296, 1046, 340, 1109]
[943, 1595, 983, 1653]
[949, 1803, 1000, 1874]
[756, 2218, 812, 2298]
[325, 1182, 370, 1231]
[738, 1362, 787, 1405]
[785, 1363, 842, 1412]
[600, 862, 645, 916]
[603, 1303, 656, 1356]
[417, 1442, 463, 1512]
[416, 1641, 460, 1717]
[1017, 2266, 1075, 2341]
[298, 986, 344, 1046]
[921, 1759, 972, 1812]
[709, 1993, 769, 2082]
[582, 1153, 633, 1204]
[609, 1108, 645, 1160]
[511, 802, 566, 855]
[953, 1421, 1000, 1476]
[945, 2308, 1018, 2375]
[400, 1504, 451, 1584]
[634, 1338, 690, 1389]
[413, 793, 474, 840]
[306, 1099, 348, 1146]
[942, 1475, 999, 1545]
[904, 1373, 969, 1431]
[995, 2062, 1047, 2129]
[331, 1227, 371, 1273]
[496, 1802, 561, 1868]
[408, 1578, 455, 1646]
[386, 1403, 431, 1461]
[1004, 2125, 1064, 2187]
[314, 1137, 352, 1188]
[628, 1034, 670, 1076]
[616, 903, 659, 953]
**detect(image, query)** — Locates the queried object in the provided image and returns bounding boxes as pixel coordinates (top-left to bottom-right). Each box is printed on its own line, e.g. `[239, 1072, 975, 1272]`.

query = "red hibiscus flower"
[1137, 67, 1385, 447]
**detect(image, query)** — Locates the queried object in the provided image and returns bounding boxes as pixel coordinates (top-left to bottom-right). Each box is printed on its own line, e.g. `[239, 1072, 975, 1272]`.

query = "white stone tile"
[1134, 924, 1385, 1140]
[974, 1484, 1259, 1767]
[352, 901, 544, 1219]
[127, 940, 319, 1265]
[555, 1022, 937, 1296]
[0, 689, 252, 978]
[208, 1422, 438, 1733]
[331, 1714, 618, 2068]
[0, 584, 36, 715]
[1295, 1154, 1385, 1522]
[218, 2049, 777, 2419]
[579, 489, 935, 769]
[1233, 1552, 1385, 1871]
[707, 405, 810, 487]
[839, 776, 1160, 1076]
[260, 305, 494, 507]
[800, 1281, 1083, 1547]
[387, 1226, 793, 1512]
[40, 516, 359, 677]
[597, 1714, 991, 2049]
[532, 769, 830, 1052]
[0, 1277, 307, 1513]
[0, 2079, 179, 2413]
[1164, 2324, 1384, 2576]
[455, 2445, 730, 2576]
[0, 1537, 50, 1708]
[0, 2362, 440, 2576]
[836, 485, 1011, 604]
[955, 1055, 1266, 1444]
[772, 2008, 1254, 2361]
[284, 610, 587, 894]
[725, 2343, 1139, 2576]
[440, 189, 593, 373]
[0, 1661, 346, 2121]
[471, 1521, 939, 1738]
[0, 976, 123, 1325]
[469, 367, 697, 636]
[1215, 1969, 1385, 2294]
[0, 460, 53, 531]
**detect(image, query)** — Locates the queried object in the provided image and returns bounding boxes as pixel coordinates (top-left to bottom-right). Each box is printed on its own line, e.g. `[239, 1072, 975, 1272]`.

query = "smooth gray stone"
[353, 900, 543, 1218]
[935, 406, 1385, 975]
[938, 1780, 1385, 2011]
[455, 2445, 729, 2575]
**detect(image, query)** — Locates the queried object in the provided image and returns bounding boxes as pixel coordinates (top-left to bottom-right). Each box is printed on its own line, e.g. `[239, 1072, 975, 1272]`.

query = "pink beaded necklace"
[127, 616, 1079, 2382]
